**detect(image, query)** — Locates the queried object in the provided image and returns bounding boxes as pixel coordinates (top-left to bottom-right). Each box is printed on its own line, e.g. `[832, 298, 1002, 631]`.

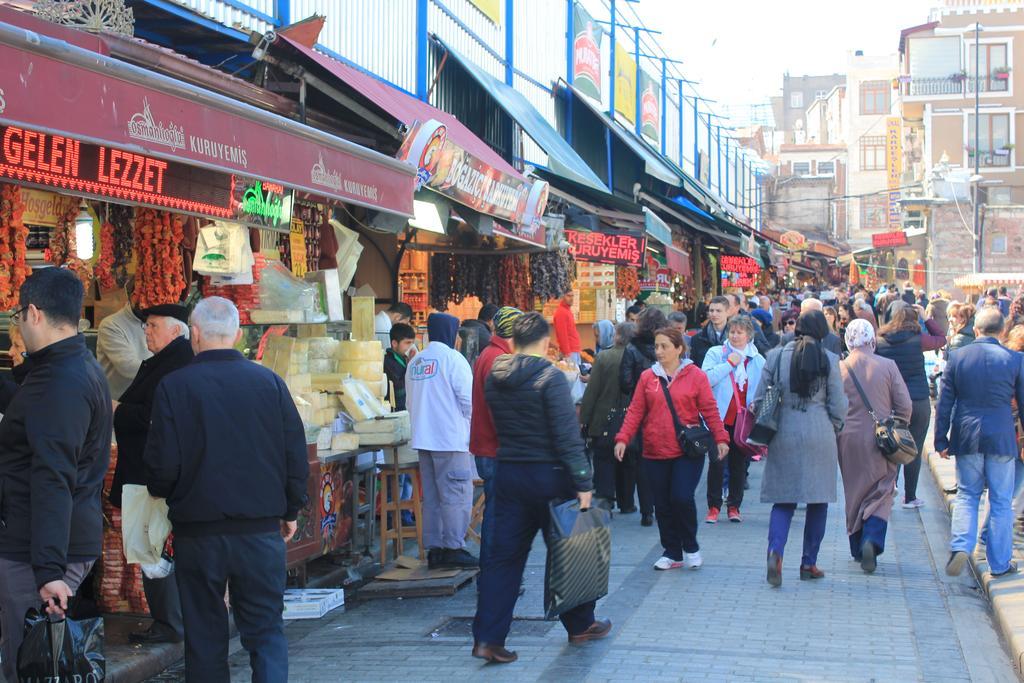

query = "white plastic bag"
[121, 484, 172, 566]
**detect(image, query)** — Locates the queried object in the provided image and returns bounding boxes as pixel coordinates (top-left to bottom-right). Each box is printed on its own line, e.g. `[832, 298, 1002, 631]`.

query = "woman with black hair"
[755, 310, 848, 587]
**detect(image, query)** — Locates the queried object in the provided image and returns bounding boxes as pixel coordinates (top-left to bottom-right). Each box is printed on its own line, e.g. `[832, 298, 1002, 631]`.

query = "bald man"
[779, 300, 842, 354]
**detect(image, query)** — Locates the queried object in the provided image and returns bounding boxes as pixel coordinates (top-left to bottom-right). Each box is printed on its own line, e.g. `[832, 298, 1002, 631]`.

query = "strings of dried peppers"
[132, 209, 186, 308]
[109, 205, 135, 287]
[615, 266, 640, 300]
[497, 254, 532, 312]
[0, 184, 28, 309]
[95, 217, 117, 291]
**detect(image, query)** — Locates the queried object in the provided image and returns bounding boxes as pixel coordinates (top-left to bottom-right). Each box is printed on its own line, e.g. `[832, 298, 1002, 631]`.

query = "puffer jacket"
[485, 354, 593, 491]
[615, 361, 728, 460]
[619, 333, 657, 398]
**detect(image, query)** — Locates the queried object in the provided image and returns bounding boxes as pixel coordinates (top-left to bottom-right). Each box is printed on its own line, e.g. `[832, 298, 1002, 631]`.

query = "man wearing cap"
[406, 313, 477, 569]
[110, 303, 193, 644]
[470, 307, 522, 572]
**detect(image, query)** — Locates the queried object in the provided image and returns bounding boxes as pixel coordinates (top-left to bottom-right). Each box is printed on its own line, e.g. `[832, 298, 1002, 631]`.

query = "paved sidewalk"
[149, 457, 1018, 682]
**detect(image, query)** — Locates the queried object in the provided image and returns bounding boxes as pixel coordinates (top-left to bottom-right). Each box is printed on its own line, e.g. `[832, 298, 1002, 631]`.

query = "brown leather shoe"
[799, 564, 825, 580]
[471, 642, 518, 664]
[568, 618, 612, 644]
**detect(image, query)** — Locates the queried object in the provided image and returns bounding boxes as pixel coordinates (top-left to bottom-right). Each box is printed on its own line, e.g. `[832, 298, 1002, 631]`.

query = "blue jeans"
[850, 515, 888, 559]
[767, 503, 828, 566]
[982, 457, 1024, 543]
[643, 456, 706, 559]
[475, 455, 498, 569]
[952, 453, 1016, 574]
[175, 532, 288, 683]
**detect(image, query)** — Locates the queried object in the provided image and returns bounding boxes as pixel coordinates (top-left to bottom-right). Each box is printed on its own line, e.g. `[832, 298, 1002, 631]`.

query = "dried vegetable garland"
[529, 251, 574, 302]
[0, 184, 28, 309]
[96, 218, 116, 291]
[497, 254, 532, 311]
[132, 209, 186, 308]
[616, 266, 640, 300]
[108, 205, 135, 287]
[47, 200, 93, 293]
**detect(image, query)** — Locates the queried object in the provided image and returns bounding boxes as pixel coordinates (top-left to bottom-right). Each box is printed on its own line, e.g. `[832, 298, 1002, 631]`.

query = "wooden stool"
[466, 478, 485, 543]
[378, 463, 424, 564]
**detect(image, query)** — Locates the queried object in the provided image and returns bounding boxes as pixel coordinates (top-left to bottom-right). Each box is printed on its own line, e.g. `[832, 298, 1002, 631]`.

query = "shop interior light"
[74, 202, 94, 261]
[704, 244, 720, 250]
[409, 200, 445, 234]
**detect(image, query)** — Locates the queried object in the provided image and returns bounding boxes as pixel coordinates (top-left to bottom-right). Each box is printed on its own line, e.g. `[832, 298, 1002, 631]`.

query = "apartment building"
[779, 73, 846, 144]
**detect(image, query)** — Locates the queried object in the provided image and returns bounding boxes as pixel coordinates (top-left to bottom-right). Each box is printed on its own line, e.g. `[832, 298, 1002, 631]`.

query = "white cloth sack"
[121, 484, 172, 566]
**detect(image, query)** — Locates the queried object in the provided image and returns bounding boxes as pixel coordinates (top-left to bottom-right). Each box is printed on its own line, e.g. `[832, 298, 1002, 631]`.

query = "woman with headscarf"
[755, 310, 848, 587]
[837, 319, 913, 574]
[875, 300, 946, 509]
[592, 319, 615, 356]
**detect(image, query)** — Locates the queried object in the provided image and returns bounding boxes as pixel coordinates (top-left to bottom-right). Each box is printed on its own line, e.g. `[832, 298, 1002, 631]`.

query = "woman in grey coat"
[754, 310, 848, 587]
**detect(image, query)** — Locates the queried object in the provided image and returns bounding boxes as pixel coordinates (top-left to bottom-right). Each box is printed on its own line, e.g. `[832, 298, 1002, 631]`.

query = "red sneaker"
[727, 506, 742, 523]
[705, 507, 720, 524]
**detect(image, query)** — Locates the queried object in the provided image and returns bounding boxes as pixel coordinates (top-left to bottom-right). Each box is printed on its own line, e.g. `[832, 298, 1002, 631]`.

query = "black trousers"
[592, 438, 618, 504]
[644, 455, 706, 559]
[473, 462, 596, 646]
[142, 572, 184, 639]
[616, 440, 654, 514]
[707, 424, 747, 509]
[175, 531, 288, 683]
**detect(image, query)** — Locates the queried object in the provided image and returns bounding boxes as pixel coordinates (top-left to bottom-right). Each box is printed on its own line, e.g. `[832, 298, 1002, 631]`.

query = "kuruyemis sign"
[565, 228, 646, 268]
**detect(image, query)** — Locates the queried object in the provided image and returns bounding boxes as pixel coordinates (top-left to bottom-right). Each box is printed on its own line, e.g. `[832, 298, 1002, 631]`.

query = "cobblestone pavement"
[149, 454, 1019, 683]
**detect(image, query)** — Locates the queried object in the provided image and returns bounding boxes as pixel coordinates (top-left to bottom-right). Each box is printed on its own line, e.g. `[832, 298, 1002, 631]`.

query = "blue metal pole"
[716, 125, 722, 194]
[415, 0, 428, 101]
[706, 115, 712, 188]
[274, 0, 290, 26]
[724, 140, 729, 200]
[505, 0, 514, 86]
[677, 81, 684, 169]
[606, 0, 615, 187]
[660, 57, 667, 155]
[693, 97, 699, 180]
[634, 27, 641, 138]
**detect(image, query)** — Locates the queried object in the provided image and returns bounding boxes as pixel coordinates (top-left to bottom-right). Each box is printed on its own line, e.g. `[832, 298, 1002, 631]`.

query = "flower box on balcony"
[995, 148, 1010, 156]
[951, 71, 968, 83]
[994, 67, 1011, 80]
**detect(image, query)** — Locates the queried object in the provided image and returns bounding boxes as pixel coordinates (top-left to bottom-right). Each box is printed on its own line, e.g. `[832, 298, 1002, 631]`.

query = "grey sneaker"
[945, 551, 968, 576]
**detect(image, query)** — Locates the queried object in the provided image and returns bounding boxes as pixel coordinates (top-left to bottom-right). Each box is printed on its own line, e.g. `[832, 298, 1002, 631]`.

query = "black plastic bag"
[17, 607, 105, 682]
[544, 499, 611, 620]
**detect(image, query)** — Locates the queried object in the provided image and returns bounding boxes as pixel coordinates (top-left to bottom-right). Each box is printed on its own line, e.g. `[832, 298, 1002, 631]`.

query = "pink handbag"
[731, 374, 767, 459]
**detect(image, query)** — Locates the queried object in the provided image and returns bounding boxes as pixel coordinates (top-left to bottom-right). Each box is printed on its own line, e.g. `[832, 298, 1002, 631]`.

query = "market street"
[149, 453, 1018, 683]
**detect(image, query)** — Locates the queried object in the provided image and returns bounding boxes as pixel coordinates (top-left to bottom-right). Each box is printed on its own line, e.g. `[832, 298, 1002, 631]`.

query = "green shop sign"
[233, 176, 293, 231]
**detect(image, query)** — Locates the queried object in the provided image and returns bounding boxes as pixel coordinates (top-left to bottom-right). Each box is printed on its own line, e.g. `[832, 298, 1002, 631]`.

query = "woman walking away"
[838, 319, 913, 573]
[615, 327, 729, 571]
[619, 307, 669, 525]
[473, 313, 610, 664]
[875, 300, 946, 509]
[580, 321, 633, 505]
[756, 311, 848, 587]
[593, 319, 615, 356]
[701, 315, 766, 523]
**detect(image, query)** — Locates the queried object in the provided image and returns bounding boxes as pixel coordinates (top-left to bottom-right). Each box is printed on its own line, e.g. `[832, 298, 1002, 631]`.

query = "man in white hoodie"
[406, 312, 477, 569]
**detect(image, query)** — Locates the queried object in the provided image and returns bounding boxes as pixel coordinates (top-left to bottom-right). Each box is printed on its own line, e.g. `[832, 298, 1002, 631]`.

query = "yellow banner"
[21, 189, 75, 227]
[289, 217, 307, 278]
[468, 0, 500, 25]
[886, 116, 902, 230]
[614, 43, 636, 124]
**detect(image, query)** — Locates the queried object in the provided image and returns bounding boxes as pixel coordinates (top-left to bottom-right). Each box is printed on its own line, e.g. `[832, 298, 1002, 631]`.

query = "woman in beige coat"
[838, 319, 913, 574]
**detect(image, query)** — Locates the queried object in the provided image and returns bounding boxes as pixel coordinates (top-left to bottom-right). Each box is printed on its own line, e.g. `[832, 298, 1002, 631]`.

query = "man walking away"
[407, 312, 477, 569]
[935, 307, 1024, 578]
[144, 297, 309, 683]
[0, 268, 112, 682]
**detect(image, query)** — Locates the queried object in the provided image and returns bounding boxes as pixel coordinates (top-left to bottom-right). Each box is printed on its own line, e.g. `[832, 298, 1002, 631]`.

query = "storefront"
[0, 13, 420, 605]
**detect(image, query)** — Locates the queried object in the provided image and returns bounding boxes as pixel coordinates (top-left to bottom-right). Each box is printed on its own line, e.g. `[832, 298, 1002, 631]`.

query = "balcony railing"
[967, 151, 1012, 167]
[907, 73, 1010, 97]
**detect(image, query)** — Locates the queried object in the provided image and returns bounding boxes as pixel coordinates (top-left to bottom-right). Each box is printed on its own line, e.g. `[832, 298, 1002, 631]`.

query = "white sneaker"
[893, 487, 901, 499]
[902, 498, 925, 509]
[684, 551, 703, 569]
[653, 556, 684, 571]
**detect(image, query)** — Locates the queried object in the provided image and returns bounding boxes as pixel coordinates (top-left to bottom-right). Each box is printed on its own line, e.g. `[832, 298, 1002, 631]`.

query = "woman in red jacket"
[615, 327, 729, 571]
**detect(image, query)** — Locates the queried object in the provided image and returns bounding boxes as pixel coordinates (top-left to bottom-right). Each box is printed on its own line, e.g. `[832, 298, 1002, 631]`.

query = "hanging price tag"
[289, 216, 307, 277]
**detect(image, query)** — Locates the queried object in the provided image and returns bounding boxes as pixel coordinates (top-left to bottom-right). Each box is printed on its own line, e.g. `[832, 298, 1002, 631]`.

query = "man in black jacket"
[0, 269, 112, 682]
[110, 303, 194, 645]
[472, 312, 610, 664]
[144, 296, 308, 681]
[689, 295, 731, 368]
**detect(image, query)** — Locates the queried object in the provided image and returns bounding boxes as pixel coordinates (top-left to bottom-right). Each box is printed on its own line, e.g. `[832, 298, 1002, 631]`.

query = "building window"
[967, 112, 1012, 166]
[815, 89, 828, 100]
[861, 195, 887, 229]
[817, 160, 835, 175]
[790, 91, 804, 109]
[860, 80, 890, 115]
[967, 43, 1010, 93]
[860, 135, 886, 170]
[791, 161, 811, 175]
[991, 234, 1008, 254]
[988, 186, 1012, 205]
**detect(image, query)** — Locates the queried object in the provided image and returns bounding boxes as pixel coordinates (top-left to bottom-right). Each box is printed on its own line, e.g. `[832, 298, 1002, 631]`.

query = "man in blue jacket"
[145, 296, 308, 682]
[935, 307, 1024, 577]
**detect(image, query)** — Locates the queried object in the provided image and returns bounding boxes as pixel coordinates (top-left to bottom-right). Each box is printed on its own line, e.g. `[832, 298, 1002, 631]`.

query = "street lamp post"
[974, 21, 982, 273]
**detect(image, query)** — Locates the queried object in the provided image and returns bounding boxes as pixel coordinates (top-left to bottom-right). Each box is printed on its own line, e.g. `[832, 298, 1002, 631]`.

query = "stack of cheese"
[353, 410, 410, 447]
[293, 391, 344, 428]
[335, 340, 387, 400]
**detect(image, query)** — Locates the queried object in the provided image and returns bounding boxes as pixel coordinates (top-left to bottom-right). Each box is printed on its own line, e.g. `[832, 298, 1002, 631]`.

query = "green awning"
[436, 38, 610, 195]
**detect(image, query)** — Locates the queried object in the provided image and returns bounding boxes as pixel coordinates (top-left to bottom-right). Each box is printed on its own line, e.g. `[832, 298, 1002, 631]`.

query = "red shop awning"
[0, 20, 415, 217]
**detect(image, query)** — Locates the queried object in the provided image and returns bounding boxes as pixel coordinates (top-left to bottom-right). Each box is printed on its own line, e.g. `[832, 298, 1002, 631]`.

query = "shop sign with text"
[640, 267, 672, 291]
[572, 3, 603, 101]
[886, 116, 902, 230]
[397, 119, 547, 245]
[233, 177, 293, 231]
[720, 254, 760, 288]
[565, 228, 645, 267]
[871, 230, 908, 248]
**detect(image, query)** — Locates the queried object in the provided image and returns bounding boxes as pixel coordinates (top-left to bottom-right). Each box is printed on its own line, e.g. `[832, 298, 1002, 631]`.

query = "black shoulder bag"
[845, 365, 917, 466]
[658, 376, 715, 459]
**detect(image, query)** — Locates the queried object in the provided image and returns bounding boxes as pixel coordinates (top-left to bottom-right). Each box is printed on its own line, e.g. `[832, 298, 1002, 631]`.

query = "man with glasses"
[0, 268, 112, 682]
[109, 303, 193, 645]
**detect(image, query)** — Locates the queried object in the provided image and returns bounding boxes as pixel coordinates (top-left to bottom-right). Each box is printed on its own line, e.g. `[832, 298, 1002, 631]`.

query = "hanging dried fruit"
[108, 205, 135, 287]
[132, 209, 186, 308]
[95, 218, 117, 291]
[0, 184, 28, 309]
[616, 266, 640, 300]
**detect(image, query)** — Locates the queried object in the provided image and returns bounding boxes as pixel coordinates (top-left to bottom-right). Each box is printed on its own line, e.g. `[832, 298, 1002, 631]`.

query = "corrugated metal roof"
[275, 33, 526, 182]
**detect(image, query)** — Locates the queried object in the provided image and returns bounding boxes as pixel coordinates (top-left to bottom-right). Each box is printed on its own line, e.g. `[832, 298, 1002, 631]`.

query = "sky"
[632, 0, 938, 126]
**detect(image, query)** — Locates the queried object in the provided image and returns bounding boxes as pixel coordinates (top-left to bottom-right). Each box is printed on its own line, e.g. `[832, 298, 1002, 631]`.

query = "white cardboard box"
[282, 588, 345, 620]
